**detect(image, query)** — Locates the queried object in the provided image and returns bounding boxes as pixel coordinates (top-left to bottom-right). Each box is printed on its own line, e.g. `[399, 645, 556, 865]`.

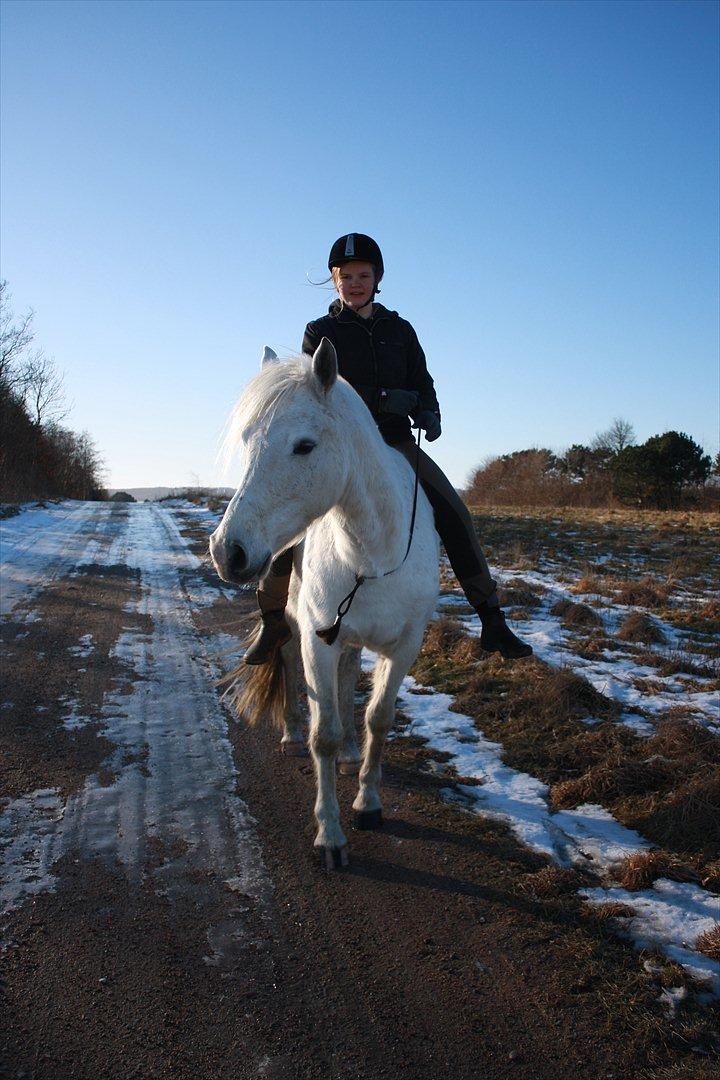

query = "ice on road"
[1, 502, 271, 924]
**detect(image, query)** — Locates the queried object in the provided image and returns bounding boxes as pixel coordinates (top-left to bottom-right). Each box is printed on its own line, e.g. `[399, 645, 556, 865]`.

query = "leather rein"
[316, 426, 423, 646]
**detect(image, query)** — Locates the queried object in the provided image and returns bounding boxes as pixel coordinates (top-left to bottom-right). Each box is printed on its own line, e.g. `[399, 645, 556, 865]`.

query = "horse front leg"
[302, 638, 348, 869]
[353, 641, 419, 830]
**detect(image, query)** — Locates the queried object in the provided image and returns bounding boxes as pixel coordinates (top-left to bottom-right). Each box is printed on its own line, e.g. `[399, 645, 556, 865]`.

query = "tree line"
[0, 281, 106, 503]
[466, 418, 716, 510]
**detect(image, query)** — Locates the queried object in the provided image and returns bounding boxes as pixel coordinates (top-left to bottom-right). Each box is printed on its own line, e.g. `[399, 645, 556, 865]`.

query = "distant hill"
[107, 487, 235, 502]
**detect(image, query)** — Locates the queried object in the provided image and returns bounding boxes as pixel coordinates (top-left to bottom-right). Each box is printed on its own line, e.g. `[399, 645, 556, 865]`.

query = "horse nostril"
[228, 543, 247, 578]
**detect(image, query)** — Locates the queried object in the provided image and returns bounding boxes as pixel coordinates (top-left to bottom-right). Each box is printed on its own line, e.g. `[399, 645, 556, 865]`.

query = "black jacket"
[302, 301, 440, 446]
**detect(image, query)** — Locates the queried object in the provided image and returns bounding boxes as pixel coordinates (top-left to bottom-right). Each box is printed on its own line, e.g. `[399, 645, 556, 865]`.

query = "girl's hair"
[307, 265, 381, 296]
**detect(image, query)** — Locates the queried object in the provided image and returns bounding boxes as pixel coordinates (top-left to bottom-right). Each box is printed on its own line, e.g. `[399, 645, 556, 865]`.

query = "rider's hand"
[378, 388, 420, 416]
[413, 410, 442, 442]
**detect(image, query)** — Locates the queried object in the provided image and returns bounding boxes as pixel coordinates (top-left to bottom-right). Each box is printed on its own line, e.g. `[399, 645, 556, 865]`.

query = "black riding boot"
[244, 594, 292, 666]
[475, 597, 533, 660]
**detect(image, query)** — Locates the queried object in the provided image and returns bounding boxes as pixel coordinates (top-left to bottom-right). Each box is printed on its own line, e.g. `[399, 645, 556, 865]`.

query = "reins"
[316, 426, 423, 646]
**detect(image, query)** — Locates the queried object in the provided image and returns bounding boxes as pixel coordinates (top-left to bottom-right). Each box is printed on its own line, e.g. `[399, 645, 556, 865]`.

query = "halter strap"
[316, 427, 423, 646]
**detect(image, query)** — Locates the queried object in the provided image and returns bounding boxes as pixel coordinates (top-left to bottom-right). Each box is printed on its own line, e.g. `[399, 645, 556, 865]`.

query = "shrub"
[617, 613, 666, 644]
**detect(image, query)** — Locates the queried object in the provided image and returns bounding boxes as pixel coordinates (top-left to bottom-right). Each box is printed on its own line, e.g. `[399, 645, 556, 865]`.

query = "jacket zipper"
[341, 309, 391, 404]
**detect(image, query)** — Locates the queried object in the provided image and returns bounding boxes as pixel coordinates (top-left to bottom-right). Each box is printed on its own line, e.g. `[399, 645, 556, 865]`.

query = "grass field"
[407, 505, 719, 983]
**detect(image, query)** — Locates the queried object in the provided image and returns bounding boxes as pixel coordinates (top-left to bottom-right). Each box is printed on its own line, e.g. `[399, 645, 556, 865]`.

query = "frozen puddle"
[1, 504, 271, 931]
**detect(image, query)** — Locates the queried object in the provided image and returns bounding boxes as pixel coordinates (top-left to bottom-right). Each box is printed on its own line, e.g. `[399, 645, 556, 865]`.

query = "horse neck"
[329, 410, 408, 574]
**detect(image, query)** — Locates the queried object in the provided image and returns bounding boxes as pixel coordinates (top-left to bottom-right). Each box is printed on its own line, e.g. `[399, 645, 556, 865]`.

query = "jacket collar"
[328, 300, 394, 324]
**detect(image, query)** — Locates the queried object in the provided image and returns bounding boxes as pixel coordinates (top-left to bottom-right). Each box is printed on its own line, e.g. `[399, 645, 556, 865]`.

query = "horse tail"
[219, 618, 287, 729]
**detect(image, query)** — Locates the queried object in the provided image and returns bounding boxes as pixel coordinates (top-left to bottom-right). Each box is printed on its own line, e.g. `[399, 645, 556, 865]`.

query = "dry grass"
[615, 850, 699, 891]
[497, 578, 543, 608]
[670, 599, 720, 636]
[651, 651, 719, 680]
[618, 612, 666, 645]
[563, 636, 621, 662]
[410, 507, 719, 924]
[694, 925, 720, 962]
[572, 574, 614, 596]
[467, 503, 720, 530]
[697, 598, 720, 620]
[418, 617, 486, 668]
[521, 865, 585, 897]
[552, 723, 719, 859]
[587, 901, 638, 921]
[634, 769, 720, 857]
[412, 616, 720, 878]
[572, 574, 674, 611]
[549, 599, 604, 627]
[615, 576, 671, 608]
[699, 861, 720, 893]
[551, 750, 677, 807]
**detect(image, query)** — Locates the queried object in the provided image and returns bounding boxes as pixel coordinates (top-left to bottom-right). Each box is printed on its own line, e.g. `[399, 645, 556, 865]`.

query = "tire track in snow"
[2, 504, 272, 949]
[0, 501, 117, 617]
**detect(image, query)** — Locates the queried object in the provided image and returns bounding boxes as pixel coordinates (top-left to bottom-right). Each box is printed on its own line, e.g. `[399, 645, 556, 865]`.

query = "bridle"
[316, 426, 423, 646]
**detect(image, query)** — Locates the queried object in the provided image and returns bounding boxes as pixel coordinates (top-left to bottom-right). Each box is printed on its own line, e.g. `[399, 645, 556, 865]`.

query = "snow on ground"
[580, 880, 720, 992]
[1, 502, 271, 938]
[441, 564, 719, 735]
[2, 499, 717, 991]
[360, 552, 719, 993]
[379, 668, 720, 993]
[0, 501, 114, 616]
[68, 633, 94, 658]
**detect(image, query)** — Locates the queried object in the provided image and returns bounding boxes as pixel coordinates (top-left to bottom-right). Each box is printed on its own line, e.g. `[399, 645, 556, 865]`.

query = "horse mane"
[222, 353, 382, 467]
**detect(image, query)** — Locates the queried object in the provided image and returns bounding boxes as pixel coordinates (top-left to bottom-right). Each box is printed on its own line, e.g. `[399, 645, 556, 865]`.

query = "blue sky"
[1, 0, 718, 489]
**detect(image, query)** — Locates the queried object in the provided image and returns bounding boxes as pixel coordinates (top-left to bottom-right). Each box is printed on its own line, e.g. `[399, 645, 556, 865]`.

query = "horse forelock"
[222, 356, 316, 461]
[221, 353, 379, 467]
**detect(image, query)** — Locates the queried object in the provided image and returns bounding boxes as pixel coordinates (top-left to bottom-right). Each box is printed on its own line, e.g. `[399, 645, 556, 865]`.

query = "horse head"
[210, 339, 349, 584]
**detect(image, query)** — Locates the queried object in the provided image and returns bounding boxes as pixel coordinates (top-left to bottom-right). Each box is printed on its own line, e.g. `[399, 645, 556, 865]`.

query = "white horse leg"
[337, 646, 362, 775]
[302, 638, 348, 868]
[352, 639, 419, 829]
[279, 633, 306, 756]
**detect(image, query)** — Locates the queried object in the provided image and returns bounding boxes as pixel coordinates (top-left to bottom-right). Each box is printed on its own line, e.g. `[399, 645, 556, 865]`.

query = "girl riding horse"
[245, 232, 532, 666]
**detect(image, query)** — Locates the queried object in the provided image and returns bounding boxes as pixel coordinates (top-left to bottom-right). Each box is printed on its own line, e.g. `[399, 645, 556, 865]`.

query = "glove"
[414, 410, 442, 442]
[378, 388, 420, 416]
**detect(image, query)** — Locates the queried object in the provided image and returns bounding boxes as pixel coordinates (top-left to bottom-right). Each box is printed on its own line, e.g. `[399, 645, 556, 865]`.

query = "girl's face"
[335, 261, 376, 310]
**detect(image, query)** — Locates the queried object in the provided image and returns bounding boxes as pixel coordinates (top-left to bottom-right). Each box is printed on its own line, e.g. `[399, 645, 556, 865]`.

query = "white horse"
[210, 339, 438, 869]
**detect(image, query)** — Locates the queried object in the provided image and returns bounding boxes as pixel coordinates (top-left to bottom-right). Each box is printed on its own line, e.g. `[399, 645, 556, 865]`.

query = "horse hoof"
[314, 845, 349, 871]
[281, 741, 308, 758]
[353, 809, 383, 831]
[338, 760, 360, 776]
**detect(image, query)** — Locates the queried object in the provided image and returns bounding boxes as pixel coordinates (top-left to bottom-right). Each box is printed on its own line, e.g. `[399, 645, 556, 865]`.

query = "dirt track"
[1, 502, 717, 1079]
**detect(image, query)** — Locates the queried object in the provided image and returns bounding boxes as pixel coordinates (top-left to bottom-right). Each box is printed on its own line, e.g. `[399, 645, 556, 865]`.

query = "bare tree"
[0, 280, 35, 390]
[23, 349, 68, 425]
[75, 429, 106, 498]
[592, 417, 635, 455]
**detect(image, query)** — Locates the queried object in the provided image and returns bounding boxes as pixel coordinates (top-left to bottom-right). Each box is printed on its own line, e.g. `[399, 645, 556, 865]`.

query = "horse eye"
[293, 439, 316, 456]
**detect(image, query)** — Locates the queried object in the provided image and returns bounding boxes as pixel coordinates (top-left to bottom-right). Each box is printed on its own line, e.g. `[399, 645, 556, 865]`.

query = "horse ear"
[312, 338, 337, 393]
[261, 345, 278, 367]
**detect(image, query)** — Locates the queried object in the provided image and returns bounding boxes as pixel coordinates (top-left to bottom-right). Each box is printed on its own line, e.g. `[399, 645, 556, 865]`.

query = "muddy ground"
[1, 503, 717, 1079]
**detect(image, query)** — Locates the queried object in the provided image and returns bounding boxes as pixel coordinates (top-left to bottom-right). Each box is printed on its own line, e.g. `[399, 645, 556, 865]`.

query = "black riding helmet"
[328, 233, 384, 283]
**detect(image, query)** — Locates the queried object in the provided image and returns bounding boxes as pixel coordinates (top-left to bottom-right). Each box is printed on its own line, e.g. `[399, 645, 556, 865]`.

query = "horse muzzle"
[209, 531, 271, 585]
